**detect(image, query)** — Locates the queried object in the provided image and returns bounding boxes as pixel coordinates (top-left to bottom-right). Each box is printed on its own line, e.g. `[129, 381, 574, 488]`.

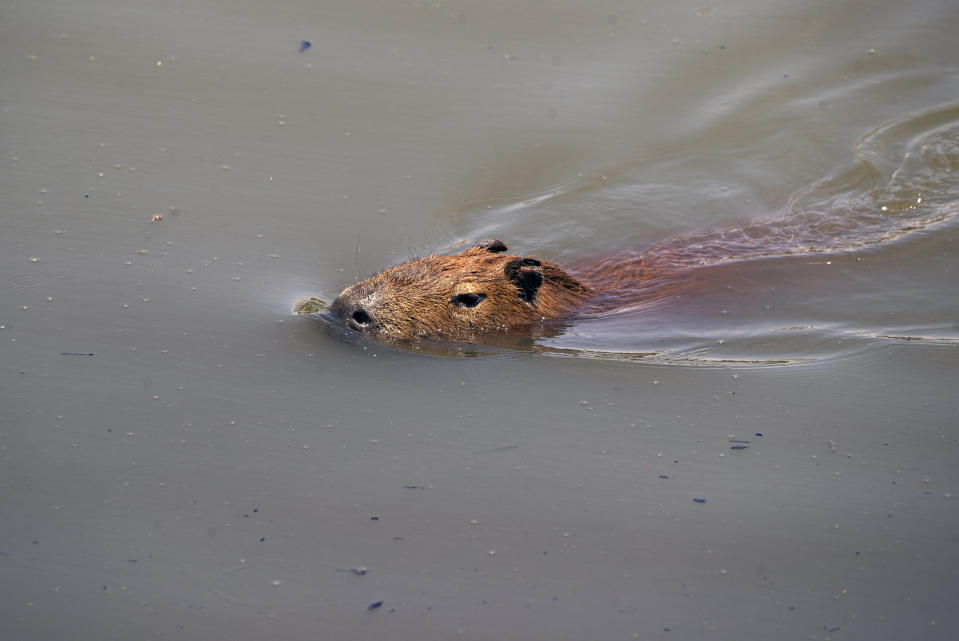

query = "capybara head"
[329, 239, 590, 343]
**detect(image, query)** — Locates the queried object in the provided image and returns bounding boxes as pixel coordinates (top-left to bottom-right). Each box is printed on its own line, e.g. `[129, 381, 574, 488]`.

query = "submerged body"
[323, 105, 959, 349]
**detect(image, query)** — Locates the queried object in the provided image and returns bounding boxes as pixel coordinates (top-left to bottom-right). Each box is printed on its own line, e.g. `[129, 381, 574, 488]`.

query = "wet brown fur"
[329, 239, 593, 343]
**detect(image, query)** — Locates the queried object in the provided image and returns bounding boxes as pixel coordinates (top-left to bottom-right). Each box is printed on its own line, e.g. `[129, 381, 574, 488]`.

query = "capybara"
[328, 239, 599, 343]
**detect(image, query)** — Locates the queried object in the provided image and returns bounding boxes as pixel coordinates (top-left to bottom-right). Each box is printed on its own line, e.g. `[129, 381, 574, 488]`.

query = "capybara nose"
[347, 307, 373, 331]
[328, 294, 373, 333]
[330, 294, 374, 333]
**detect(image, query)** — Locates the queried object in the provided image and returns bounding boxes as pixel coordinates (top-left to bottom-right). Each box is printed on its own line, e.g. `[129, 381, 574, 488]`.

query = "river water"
[2, 1, 957, 639]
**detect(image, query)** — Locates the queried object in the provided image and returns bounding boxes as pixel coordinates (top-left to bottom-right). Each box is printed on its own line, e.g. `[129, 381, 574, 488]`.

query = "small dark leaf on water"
[473, 444, 520, 454]
[368, 600, 383, 611]
[658, 475, 669, 479]
[299, 40, 311, 52]
[730, 445, 750, 450]
[370, 516, 379, 520]
[693, 498, 707, 503]
[755, 433, 763, 437]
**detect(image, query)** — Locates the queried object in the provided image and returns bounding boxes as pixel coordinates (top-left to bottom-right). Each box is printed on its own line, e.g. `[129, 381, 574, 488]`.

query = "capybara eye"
[451, 292, 487, 308]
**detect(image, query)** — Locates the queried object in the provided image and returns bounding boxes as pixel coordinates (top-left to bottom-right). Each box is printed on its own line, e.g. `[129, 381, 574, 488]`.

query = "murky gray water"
[2, 1, 957, 639]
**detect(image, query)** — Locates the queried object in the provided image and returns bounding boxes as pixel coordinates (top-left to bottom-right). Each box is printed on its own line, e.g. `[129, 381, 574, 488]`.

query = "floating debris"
[294, 297, 327, 314]
[692, 498, 707, 504]
[299, 40, 312, 52]
[472, 444, 519, 454]
[368, 600, 383, 611]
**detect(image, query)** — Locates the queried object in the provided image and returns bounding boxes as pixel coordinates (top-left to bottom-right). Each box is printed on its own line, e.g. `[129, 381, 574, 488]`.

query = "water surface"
[2, 1, 958, 640]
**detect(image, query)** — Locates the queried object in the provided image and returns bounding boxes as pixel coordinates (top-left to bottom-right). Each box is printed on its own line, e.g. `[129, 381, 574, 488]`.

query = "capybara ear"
[504, 258, 543, 303]
[474, 239, 508, 253]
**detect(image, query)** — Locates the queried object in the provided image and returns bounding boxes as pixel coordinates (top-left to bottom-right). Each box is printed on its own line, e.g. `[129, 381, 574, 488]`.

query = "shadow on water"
[301, 103, 959, 365]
